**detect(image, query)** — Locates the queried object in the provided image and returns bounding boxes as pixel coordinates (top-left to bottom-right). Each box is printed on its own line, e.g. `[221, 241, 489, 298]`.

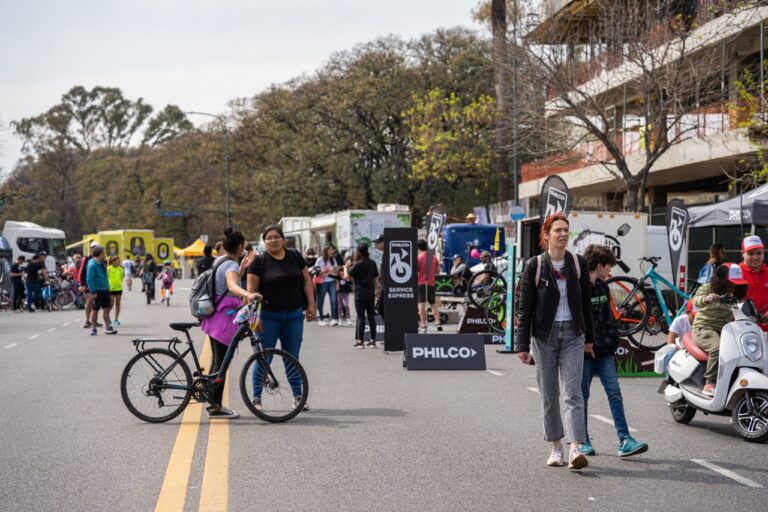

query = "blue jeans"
[581, 354, 629, 441]
[25, 283, 40, 311]
[252, 308, 305, 397]
[316, 281, 338, 320]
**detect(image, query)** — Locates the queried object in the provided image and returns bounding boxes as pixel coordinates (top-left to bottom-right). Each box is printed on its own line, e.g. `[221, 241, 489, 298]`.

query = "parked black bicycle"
[120, 300, 308, 423]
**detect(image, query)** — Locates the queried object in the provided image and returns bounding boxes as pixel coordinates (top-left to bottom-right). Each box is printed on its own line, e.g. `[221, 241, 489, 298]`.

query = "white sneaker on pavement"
[547, 446, 564, 467]
[318, 320, 328, 326]
[330, 319, 339, 326]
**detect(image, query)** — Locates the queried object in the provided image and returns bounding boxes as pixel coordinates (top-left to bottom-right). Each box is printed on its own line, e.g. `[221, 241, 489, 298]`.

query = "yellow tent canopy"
[176, 239, 207, 257]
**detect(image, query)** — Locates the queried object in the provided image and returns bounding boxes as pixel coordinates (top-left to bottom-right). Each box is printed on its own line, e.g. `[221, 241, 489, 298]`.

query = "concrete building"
[514, 0, 768, 266]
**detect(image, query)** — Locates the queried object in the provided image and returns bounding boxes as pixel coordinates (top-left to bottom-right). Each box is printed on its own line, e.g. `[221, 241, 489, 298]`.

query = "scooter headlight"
[739, 332, 763, 362]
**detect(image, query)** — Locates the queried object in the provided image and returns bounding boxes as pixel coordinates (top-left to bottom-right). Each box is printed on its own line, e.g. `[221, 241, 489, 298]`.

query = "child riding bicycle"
[158, 261, 174, 301]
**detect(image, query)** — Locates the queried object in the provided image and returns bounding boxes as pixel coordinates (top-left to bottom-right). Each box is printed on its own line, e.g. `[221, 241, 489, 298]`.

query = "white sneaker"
[330, 319, 339, 326]
[344, 319, 353, 326]
[568, 449, 588, 470]
[547, 446, 564, 467]
[318, 320, 328, 326]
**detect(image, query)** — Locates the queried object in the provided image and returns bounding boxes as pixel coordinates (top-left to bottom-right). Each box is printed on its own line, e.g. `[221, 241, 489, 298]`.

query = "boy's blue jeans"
[251, 308, 305, 397]
[581, 354, 630, 441]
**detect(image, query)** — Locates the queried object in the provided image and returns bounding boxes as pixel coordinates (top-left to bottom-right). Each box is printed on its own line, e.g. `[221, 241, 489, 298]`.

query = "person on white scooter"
[692, 263, 748, 396]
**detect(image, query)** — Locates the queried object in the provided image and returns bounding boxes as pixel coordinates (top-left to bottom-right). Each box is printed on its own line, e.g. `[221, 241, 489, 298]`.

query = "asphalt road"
[1, 282, 766, 511]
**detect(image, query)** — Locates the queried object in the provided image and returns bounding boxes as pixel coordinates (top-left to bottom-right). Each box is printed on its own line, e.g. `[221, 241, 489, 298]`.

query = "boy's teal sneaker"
[578, 440, 596, 456]
[618, 436, 648, 457]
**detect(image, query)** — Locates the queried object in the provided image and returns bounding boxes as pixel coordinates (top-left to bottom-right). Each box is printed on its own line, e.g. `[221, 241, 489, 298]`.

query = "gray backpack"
[189, 256, 231, 320]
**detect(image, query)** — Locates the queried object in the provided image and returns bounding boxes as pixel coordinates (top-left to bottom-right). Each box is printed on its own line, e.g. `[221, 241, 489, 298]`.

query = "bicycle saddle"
[169, 322, 200, 332]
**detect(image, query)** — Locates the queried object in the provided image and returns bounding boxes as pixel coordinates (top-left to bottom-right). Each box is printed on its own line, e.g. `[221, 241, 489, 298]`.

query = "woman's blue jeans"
[252, 308, 304, 397]
[581, 354, 630, 441]
[316, 281, 338, 320]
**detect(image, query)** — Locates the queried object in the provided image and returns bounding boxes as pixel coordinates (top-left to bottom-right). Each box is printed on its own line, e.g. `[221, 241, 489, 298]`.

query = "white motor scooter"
[662, 298, 768, 442]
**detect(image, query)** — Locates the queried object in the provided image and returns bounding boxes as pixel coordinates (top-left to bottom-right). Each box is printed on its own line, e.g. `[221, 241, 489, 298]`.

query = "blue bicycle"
[607, 256, 700, 351]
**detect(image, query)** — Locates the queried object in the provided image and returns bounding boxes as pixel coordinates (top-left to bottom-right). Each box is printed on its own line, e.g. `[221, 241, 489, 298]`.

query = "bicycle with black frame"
[120, 299, 308, 423]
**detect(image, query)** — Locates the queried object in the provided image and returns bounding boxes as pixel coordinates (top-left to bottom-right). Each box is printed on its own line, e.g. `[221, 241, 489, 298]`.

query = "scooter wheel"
[732, 391, 768, 443]
[670, 400, 696, 424]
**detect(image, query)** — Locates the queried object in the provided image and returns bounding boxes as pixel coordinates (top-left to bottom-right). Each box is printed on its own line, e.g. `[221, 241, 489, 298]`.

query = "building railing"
[521, 102, 740, 182]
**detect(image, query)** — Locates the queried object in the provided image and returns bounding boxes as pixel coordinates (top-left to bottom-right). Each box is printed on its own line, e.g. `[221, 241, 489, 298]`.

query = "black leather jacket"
[514, 251, 595, 353]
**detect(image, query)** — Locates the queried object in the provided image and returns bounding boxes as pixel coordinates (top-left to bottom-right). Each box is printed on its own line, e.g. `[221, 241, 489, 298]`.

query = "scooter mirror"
[742, 299, 758, 319]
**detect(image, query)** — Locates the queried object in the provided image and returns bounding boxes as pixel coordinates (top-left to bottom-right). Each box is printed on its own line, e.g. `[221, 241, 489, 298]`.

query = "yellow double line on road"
[155, 339, 231, 512]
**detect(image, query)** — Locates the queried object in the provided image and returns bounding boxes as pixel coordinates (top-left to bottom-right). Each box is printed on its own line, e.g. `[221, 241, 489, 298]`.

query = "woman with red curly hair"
[515, 213, 594, 470]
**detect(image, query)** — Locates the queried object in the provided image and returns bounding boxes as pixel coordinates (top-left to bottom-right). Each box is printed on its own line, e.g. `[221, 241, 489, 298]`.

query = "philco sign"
[405, 334, 486, 370]
[383, 228, 418, 352]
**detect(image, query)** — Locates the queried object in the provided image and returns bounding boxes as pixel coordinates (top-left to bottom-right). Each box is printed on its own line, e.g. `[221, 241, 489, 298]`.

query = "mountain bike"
[466, 270, 507, 309]
[120, 300, 308, 423]
[607, 256, 700, 351]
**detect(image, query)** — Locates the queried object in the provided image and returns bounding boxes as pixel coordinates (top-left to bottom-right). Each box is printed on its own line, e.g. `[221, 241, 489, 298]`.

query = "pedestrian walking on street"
[313, 245, 339, 326]
[140, 254, 157, 302]
[579, 245, 649, 458]
[10, 256, 25, 311]
[347, 243, 379, 348]
[337, 254, 353, 326]
[121, 254, 135, 291]
[200, 227, 260, 420]
[247, 225, 316, 411]
[108, 256, 124, 326]
[86, 245, 117, 336]
[25, 252, 47, 312]
[79, 243, 99, 328]
[515, 213, 594, 470]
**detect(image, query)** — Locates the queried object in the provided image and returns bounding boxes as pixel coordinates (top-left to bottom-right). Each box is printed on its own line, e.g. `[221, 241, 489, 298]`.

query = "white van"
[2, 221, 66, 272]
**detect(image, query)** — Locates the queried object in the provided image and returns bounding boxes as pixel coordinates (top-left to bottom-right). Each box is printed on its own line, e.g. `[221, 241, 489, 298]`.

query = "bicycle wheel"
[467, 270, 507, 309]
[626, 299, 672, 352]
[606, 276, 651, 336]
[55, 290, 76, 310]
[484, 293, 506, 334]
[121, 348, 193, 423]
[239, 348, 308, 423]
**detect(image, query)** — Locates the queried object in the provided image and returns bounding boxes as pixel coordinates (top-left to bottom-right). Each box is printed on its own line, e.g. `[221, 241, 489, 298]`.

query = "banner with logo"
[382, 228, 418, 352]
[539, 175, 572, 220]
[425, 204, 447, 284]
[666, 198, 689, 288]
[405, 334, 486, 370]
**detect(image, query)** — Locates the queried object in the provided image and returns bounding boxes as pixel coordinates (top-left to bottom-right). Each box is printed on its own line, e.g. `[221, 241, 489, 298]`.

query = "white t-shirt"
[551, 259, 572, 322]
[669, 315, 692, 347]
[122, 259, 135, 276]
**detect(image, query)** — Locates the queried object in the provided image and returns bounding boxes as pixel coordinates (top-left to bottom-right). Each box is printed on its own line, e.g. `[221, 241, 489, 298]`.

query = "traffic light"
[154, 199, 161, 212]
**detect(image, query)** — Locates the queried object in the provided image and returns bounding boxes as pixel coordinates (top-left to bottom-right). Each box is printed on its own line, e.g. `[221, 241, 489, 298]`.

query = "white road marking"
[591, 414, 638, 433]
[48, 328, 56, 332]
[691, 459, 763, 488]
[526, 387, 540, 394]
[63, 322, 70, 326]
[5, 343, 18, 349]
[487, 370, 504, 376]
[29, 335, 39, 340]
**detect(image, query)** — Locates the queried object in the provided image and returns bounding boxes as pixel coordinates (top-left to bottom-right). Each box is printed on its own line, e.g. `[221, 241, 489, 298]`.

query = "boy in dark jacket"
[580, 245, 648, 458]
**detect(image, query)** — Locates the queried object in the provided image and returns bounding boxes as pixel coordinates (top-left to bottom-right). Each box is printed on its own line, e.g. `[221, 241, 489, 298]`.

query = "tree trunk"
[492, 0, 510, 202]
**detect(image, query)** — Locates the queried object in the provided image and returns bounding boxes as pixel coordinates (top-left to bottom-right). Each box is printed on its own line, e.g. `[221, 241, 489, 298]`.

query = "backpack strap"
[210, 256, 232, 305]
[571, 251, 581, 280]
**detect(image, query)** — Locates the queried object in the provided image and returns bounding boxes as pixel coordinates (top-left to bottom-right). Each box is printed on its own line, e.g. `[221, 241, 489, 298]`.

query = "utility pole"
[185, 111, 232, 226]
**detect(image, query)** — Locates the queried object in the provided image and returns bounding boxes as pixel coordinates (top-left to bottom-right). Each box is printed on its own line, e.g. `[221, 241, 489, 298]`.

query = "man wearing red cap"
[739, 235, 768, 329]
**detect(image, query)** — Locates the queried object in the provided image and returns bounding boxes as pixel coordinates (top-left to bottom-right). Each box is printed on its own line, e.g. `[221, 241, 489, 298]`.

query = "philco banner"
[405, 334, 487, 370]
[539, 175, 572, 221]
[382, 228, 418, 352]
[425, 204, 447, 281]
[666, 198, 689, 288]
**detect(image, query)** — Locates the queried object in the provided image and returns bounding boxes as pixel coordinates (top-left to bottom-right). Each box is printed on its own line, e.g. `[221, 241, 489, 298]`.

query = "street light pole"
[185, 110, 232, 226]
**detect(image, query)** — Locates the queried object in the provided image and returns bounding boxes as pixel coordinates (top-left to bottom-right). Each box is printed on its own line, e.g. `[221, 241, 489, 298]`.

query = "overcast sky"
[0, 0, 481, 176]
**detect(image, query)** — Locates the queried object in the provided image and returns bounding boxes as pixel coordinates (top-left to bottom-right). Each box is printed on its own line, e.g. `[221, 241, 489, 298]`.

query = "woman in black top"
[247, 225, 317, 410]
[346, 243, 379, 348]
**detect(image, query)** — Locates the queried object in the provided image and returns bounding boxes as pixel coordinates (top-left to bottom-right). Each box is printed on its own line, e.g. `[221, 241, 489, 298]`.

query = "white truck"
[280, 205, 411, 265]
[2, 221, 66, 272]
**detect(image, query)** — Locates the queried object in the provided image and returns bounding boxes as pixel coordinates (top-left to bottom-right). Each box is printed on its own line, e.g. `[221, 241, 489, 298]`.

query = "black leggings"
[209, 337, 229, 406]
[355, 298, 377, 342]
